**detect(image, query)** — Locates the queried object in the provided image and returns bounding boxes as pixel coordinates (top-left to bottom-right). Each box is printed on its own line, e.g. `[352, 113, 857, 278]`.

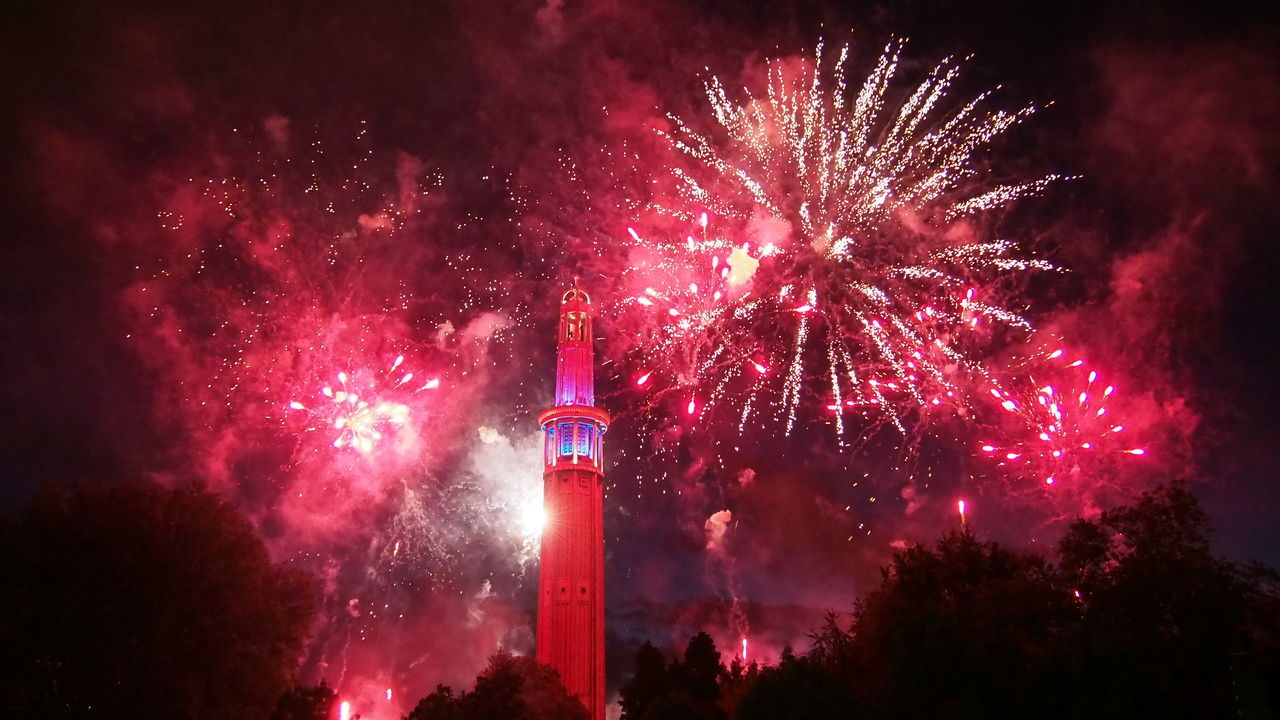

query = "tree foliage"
[619, 484, 1280, 719]
[847, 529, 1071, 718]
[617, 632, 725, 720]
[271, 681, 337, 720]
[0, 480, 317, 719]
[734, 638, 849, 720]
[618, 641, 672, 720]
[404, 653, 588, 720]
[1055, 483, 1268, 717]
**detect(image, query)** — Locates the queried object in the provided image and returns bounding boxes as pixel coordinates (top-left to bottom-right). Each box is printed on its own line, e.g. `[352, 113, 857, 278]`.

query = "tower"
[536, 284, 609, 720]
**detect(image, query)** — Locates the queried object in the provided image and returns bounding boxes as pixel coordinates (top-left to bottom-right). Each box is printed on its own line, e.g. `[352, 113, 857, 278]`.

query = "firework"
[618, 39, 1064, 441]
[979, 346, 1147, 487]
[288, 353, 439, 457]
[130, 125, 546, 704]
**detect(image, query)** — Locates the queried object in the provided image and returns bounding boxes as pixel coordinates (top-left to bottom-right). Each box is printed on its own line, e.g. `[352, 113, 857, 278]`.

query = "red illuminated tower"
[536, 284, 609, 720]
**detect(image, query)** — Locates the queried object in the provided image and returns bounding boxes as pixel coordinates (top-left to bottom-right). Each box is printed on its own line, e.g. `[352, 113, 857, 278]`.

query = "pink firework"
[617, 212, 1054, 443]
[617, 40, 1064, 441]
[979, 346, 1147, 487]
[289, 353, 440, 457]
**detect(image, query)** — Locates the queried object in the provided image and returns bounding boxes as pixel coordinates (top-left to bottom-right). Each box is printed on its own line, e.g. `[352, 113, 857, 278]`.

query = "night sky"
[3, 1, 1278, 715]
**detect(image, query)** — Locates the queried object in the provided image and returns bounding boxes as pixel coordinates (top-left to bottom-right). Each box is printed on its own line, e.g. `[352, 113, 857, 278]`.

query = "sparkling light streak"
[619, 40, 1064, 443]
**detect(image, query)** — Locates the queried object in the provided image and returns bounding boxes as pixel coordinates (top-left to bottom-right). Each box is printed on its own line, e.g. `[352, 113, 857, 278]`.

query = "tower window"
[557, 421, 596, 459]
[558, 422, 574, 456]
[563, 311, 588, 341]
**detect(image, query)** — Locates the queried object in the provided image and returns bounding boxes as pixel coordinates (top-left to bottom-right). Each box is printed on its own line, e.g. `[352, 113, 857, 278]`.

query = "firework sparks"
[127, 125, 549, 703]
[619, 40, 1063, 441]
[289, 354, 438, 457]
[978, 346, 1147, 487]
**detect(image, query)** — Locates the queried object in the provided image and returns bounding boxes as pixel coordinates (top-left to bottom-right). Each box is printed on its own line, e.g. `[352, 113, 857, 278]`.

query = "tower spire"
[537, 284, 609, 720]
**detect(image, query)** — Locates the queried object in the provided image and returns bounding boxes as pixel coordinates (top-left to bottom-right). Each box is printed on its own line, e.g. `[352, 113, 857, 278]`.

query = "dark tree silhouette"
[1056, 483, 1274, 718]
[619, 641, 671, 720]
[616, 485, 1280, 719]
[736, 649, 852, 720]
[404, 653, 588, 720]
[0, 480, 317, 719]
[644, 483, 1280, 719]
[681, 631, 724, 707]
[716, 654, 759, 720]
[616, 632, 725, 720]
[271, 681, 337, 720]
[406, 685, 465, 720]
[847, 529, 1070, 719]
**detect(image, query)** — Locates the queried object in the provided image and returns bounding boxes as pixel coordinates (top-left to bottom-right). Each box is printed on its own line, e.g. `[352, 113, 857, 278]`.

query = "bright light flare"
[521, 498, 548, 536]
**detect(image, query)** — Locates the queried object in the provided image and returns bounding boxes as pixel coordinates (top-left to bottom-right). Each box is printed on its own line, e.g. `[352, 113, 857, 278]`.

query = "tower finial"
[562, 277, 590, 305]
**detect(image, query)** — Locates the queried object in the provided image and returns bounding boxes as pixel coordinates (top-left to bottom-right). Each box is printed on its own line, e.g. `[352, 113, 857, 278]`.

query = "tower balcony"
[538, 404, 611, 474]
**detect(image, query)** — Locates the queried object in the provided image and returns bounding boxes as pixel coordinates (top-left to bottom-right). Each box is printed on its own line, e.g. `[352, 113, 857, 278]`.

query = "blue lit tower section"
[536, 284, 609, 720]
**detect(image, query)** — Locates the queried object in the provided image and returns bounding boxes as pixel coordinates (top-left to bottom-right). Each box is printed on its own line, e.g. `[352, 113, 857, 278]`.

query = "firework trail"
[618, 40, 1065, 443]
